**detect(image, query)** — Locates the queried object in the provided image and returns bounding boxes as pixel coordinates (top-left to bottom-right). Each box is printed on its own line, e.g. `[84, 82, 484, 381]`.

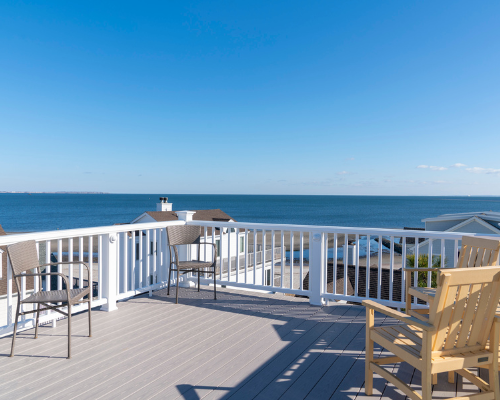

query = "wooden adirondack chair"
[405, 236, 500, 318]
[364, 266, 500, 400]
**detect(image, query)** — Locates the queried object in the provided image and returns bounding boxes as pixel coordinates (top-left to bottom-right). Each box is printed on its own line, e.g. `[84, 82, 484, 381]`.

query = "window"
[150, 241, 156, 254]
[136, 243, 140, 260]
[216, 240, 220, 256]
[240, 237, 244, 253]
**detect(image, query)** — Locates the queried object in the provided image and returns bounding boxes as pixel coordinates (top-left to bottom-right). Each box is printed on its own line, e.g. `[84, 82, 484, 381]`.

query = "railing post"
[101, 233, 118, 312]
[309, 232, 326, 306]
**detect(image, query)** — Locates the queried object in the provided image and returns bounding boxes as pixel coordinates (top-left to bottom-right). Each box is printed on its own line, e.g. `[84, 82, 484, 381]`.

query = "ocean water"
[1, 193, 500, 233]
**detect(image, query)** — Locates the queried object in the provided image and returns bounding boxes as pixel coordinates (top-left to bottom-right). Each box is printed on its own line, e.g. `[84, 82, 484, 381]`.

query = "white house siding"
[425, 219, 463, 232]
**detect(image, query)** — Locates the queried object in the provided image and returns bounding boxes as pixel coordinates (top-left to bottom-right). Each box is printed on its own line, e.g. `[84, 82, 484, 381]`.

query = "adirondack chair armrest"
[362, 300, 435, 331]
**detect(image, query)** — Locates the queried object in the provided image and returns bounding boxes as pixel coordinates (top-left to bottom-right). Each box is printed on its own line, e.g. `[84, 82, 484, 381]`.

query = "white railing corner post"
[100, 233, 118, 312]
[309, 232, 326, 306]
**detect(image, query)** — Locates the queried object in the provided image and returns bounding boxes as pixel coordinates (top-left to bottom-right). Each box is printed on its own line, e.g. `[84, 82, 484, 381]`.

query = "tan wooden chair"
[364, 265, 500, 400]
[405, 235, 500, 319]
[7, 240, 92, 359]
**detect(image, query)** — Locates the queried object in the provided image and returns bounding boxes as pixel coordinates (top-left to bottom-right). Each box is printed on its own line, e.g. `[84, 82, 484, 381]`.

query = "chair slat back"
[429, 266, 500, 352]
[457, 236, 500, 269]
[7, 240, 40, 275]
[166, 226, 202, 264]
[166, 225, 201, 246]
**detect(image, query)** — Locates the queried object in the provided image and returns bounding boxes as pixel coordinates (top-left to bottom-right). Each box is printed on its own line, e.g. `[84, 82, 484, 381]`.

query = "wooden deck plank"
[168, 302, 326, 400]
[4, 300, 211, 399]
[0, 287, 486, 400]
[164, 304, 348, 400]
[254, 306, 366, 400]
[138, 304, 318, 400]
[333, 315, 397, 400]
[200, 306, 349, 400]
[219, 306, 357, 400]
[303, 312, 394, 400]
[51, 296, 278, 400]
[0, 299, 183, 385]
[95, 296, 302, 399]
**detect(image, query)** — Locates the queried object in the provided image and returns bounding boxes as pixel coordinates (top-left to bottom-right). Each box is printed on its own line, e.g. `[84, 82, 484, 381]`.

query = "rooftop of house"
[422, 211, 500, 223]
[145, 209, 235, 223]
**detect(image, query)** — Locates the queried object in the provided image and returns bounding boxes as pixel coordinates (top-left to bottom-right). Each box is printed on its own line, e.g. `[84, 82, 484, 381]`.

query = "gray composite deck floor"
[0, 287, 486, 399]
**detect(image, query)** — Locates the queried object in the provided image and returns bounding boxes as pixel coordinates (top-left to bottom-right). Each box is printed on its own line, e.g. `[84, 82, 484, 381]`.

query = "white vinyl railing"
[1, 218, 499, 337]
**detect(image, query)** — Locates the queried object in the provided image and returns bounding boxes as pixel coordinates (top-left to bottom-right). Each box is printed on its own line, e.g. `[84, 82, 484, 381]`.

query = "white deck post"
[101, 233, 118, 312]
[309, 232, 326, 306]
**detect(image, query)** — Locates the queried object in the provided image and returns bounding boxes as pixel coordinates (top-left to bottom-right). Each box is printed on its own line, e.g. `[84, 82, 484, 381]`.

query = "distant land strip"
[0, 191, 108, 194]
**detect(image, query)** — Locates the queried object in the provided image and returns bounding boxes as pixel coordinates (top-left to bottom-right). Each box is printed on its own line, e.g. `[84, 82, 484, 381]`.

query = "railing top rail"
[2, 217, 499, 247]
[187, 220, 500, 240]
[0, 220, 186, 246]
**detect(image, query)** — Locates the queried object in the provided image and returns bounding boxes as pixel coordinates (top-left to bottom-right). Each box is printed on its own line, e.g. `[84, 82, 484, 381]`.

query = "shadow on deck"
[0, 287, 485, 399]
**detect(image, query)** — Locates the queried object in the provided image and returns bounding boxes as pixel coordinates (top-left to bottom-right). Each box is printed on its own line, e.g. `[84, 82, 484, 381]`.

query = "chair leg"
[489, 364, 500, 397]
[198, 270, 200, 292]
[365, 308, 374, 395]
[67, 303, 71, 359]
[213, 269, 217, 300]
[167, 267, 172, 295]
[10, 301, 21, 357]
[175, 270, 179, 304]
[448, 371, 455, 383]
[35, 303, 41, 339]
[88, 299, 92, 337]
[421, 368, 432, 400]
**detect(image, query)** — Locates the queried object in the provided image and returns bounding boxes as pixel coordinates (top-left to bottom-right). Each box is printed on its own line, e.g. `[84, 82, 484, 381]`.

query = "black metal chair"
[166, 225, 217, 304]
[7, 240, 92, 359]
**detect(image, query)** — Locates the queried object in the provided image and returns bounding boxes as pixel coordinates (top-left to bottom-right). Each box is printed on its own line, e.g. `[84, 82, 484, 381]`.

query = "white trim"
[130, 212, 155, 224]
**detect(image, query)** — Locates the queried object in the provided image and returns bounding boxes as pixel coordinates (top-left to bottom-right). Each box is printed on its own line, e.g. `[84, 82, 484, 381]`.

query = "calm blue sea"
[1, 194, 500, 233]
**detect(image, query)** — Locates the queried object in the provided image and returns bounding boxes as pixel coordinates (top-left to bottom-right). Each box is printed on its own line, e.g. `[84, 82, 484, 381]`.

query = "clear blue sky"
[1, 1, 499, 195]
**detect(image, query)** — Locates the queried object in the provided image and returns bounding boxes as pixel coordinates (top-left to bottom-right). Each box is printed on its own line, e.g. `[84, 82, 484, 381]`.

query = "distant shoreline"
[0, 192, 108, 194]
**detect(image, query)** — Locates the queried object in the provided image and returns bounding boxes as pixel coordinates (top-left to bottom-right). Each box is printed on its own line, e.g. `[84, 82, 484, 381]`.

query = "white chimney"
[176, 210, 196, 222]
[156, 197, 173, 212]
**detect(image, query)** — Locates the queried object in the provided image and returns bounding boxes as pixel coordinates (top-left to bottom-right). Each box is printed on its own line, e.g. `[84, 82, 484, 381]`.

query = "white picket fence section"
[0, 218, 499, 338]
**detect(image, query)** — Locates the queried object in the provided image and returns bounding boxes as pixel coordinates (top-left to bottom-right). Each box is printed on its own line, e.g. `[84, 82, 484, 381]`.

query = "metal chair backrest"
[6, 240, 40, 295]
[7, 240, 39, 275]
[457, 236, 500, 268]
[167, 225, 201, 246]
[428, 265, 500, 354]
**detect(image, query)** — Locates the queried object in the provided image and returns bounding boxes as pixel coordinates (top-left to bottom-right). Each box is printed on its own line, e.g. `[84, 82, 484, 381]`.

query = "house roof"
[422, 211, 500, 223]
[129, 209, 236, 237]
[145, 209, 235, 223]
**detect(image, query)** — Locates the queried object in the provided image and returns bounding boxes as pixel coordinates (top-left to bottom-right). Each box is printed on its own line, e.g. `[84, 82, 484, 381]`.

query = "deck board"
[0, 287, 488, 400]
